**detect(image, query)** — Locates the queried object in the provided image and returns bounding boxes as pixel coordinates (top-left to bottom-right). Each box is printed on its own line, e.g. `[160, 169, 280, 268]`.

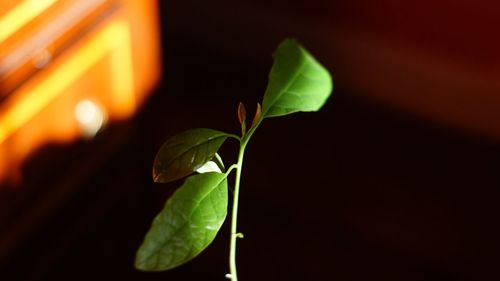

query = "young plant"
[134, 38, 333, 280]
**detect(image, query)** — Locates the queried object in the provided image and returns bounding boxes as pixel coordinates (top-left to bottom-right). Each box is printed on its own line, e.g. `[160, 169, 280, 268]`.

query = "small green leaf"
[196, 161, 222, 174]
[135, 172, 228, 271]
[262, 39, 333, 118]
[196, 153, 225, 174]
[211, 153, 225, 172]
[153, 129, 230, 183]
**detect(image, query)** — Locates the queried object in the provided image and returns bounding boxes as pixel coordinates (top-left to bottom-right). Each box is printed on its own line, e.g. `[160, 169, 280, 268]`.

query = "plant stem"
[227, 116, 262, 281]
[228, 144, 245, 281]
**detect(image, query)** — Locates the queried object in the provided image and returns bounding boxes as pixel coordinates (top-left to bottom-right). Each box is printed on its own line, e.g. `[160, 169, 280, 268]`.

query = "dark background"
[2, 0, 500, 280]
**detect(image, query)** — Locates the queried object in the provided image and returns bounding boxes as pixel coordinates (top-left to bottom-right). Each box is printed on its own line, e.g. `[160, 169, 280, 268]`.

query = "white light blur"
[74, 99, 106, 138]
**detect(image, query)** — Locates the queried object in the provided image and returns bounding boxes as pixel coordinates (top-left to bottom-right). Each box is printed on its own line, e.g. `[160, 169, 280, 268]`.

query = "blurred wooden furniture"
[0, 0, 161, 184]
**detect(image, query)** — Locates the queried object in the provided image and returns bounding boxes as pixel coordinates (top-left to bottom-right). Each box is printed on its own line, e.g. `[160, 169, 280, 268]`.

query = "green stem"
[228, 145, 245, 281]
[227, 117, 262, 281]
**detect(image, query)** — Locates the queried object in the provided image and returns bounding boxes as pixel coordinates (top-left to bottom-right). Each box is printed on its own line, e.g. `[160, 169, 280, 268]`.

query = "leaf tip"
[152, 174, 160, 183]
[152, 168, 163, 183]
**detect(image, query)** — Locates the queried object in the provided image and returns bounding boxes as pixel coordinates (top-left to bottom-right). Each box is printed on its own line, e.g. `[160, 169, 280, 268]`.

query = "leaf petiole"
[228, 134, 242, 142]
[225, 164, 238, 176]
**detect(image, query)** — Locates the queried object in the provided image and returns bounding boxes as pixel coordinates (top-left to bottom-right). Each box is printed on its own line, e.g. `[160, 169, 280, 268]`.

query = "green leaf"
[196, 160, 222, 174]
[153, 128, 231, 183]
[211, 153, 225, 172]
[135, 172, 228, 271]
[262, 39, 333, 118]
[195, 153, 225, 174]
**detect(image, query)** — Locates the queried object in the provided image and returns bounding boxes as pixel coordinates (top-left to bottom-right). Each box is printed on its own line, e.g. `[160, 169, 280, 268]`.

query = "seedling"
[135, 39, 333, 280]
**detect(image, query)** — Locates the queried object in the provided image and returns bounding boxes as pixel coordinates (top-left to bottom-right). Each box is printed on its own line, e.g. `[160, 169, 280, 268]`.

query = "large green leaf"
[262, 39, 333, 118]
[135, 172, 228, 271]
[153, 129, 230, 183]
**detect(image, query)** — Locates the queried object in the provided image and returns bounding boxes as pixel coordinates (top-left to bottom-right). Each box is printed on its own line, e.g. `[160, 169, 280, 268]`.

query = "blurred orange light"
[0, 20, 135, 142]
[0, 18, 142, 185]
[0, 0, 56, 43]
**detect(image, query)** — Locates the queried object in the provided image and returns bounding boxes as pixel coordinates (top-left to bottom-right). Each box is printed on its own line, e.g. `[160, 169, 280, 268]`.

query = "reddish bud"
[251, 103, 262, 128]
[238, 102, 247, 136]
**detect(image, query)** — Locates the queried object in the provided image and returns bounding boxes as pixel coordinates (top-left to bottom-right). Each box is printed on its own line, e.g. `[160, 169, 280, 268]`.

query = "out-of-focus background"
[1, 0, 500, 280]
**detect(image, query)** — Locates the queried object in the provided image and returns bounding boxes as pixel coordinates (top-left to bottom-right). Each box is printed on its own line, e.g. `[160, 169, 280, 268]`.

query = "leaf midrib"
[143, 174, 227, 270]
[164, 134, 227, 173]
[263, 54, 309, 117]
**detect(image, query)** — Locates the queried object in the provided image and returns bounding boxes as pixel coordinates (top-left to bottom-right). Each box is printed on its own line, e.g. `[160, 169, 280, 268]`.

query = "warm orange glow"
[0, 0, 56, 43]
[0, 20, 135, 143]
[0, 19, 137, 184]
[108, 20, 136, 119]
[0, 0, 161, 186]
